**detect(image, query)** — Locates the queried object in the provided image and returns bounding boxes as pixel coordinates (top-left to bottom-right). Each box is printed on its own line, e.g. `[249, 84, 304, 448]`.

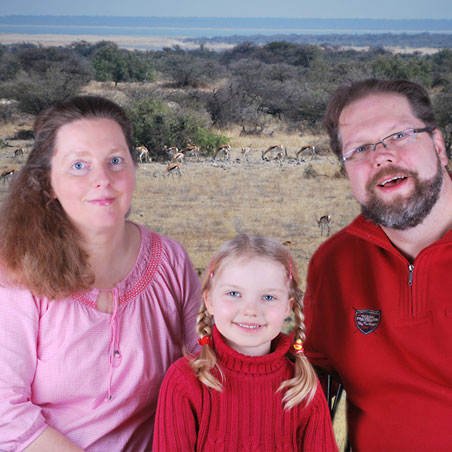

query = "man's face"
[338, 93, 447, 230]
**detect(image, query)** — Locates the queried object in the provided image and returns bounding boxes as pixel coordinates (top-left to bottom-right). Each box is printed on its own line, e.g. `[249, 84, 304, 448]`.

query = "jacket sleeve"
[303, 254, 334, 372]
[0, 285, 48, 451]
[152, 362, 200, 452]
[298, 383, 339, 452]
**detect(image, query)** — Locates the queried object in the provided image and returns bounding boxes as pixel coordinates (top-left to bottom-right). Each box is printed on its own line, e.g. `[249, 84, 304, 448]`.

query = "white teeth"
[237, 323, 261, 329]
[380, 176, 405, 186]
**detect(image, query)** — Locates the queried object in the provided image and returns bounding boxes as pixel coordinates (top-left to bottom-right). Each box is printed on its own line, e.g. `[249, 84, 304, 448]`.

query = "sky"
[0, 0, 451, 19]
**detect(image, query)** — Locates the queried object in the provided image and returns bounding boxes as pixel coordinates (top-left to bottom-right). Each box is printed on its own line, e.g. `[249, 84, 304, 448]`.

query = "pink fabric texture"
[0, 225, 201, 451]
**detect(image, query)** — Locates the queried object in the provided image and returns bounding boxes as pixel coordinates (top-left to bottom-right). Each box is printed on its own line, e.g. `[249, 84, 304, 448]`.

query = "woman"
[0, 96, 201, 451]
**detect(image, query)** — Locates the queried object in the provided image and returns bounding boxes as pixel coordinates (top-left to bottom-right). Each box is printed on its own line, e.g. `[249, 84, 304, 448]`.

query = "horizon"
[0, 0, 451, 20]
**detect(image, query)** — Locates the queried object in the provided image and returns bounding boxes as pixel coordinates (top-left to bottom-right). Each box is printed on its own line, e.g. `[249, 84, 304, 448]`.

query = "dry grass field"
[0, 90, 357, 450]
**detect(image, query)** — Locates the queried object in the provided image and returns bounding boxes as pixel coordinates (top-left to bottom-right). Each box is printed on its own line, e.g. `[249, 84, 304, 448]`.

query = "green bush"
[127, 98, 227, 159]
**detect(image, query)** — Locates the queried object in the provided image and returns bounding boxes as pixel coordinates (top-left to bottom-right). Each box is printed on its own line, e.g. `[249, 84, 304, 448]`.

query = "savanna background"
[1, 33, 452, 450]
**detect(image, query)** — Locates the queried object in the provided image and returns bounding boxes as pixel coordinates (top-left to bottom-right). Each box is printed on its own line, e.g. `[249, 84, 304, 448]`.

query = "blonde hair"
[189, 233, 318, 409]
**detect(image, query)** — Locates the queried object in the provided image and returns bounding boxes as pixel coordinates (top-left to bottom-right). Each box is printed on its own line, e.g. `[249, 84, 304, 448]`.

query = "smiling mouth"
[89, 198, 115, 206]
[235, 323, 263, 329]
[378, 176, 407, 187]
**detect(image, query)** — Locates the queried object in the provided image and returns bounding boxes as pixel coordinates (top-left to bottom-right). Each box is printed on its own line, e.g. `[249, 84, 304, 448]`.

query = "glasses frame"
[342, 126, 435, 163]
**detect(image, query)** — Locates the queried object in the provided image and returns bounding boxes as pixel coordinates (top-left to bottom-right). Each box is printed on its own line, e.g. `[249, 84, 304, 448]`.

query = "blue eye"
[355, 144, 372, 153]
[392, 131, 407, 140]
[227, 291, 240, 297]
[263, 295, 275, 301]
[72, 162, 84, 170]
[111, 157, 123, 164]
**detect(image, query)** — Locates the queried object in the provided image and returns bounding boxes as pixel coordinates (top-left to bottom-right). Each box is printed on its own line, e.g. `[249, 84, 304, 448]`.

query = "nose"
[241, 298, 259, 317]
[372, 141, 395, 167]
[91, 164, 111, 188]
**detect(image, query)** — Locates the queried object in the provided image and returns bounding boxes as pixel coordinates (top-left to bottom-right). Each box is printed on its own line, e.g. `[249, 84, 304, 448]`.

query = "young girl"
[153, 234, 338, 452]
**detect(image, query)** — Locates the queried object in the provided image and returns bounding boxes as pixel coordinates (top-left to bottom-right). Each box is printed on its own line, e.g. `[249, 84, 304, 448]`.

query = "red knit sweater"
[153, 326, 338, 452]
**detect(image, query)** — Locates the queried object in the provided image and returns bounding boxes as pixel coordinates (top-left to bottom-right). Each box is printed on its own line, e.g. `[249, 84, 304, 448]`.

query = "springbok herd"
[133, 143, 320, 176]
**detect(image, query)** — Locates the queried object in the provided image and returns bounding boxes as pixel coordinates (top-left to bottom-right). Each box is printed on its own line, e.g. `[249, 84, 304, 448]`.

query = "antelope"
[296, 145, 316, 161]
[182, 145, 200, 159]
[166, 162, 183, 177]
[164, 146, 179, 160]
[262, 144, 284, 161]
[215, 144, 231, 161]
[317, 215, 331, 237]
[171, 152, 185, 163]
[241, 146, 251, 163]
[1, 168, 17, 184]
[136, 146, 150, 163]
[14, 148, 24, 158]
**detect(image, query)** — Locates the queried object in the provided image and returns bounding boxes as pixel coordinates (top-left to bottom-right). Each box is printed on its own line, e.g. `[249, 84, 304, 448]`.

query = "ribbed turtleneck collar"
[212, 325, 291, 376]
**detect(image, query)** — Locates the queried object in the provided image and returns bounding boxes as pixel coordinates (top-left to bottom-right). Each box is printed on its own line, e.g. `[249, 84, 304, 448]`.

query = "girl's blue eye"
[263, 295, 275, 301]
[111, 157, 123, 164]
[228, 291, 240, 297]
[72, 162, 84, 170]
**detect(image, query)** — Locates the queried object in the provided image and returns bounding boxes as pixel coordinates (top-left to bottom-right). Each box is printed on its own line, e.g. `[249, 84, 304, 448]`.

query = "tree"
[2, 66, 85, 115]
[92, 42, 153, 86]
[127, 98, 226, 159]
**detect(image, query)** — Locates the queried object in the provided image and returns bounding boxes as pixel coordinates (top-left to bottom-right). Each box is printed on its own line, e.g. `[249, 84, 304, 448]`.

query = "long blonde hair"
[189, 233, 318, 409]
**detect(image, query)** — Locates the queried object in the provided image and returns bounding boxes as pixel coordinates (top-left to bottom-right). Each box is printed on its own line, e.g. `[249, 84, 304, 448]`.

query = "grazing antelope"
[166, 162, 183, 177]
[1, 168, 17, 184]
[317, 215, 331, 237]
[296, 145, 316, 161]
[14, 148, 24, 158]
[262, 144, 284, 161]
[136, 146, 150, 163]
[241, 146, 251, 163]
[215, 144, 231, 161]
[171, 152, 185, 163]
[164, 146, 180, 160]
[182, 145, 200, 159]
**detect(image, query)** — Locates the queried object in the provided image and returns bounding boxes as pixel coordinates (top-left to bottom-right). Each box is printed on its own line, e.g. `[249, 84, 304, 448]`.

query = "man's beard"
[360, 157, 444, 230]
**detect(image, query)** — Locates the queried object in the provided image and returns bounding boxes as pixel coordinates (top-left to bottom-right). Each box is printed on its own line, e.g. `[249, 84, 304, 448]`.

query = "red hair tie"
[209, 259, 215, 278]
[198, 335, 211, 346]
[288, 256, 293, 280]
[292, 338, 304, 354]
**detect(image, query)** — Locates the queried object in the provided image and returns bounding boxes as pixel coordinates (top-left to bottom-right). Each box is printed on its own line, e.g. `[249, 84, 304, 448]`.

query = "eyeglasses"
[342, 127, 435, 164]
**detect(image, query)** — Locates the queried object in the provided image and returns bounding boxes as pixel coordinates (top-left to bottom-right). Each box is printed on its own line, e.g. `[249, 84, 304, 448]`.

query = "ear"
[286, 297, 295, 317]
[203, 291, 214, 316]
[432, 128, 448, 167]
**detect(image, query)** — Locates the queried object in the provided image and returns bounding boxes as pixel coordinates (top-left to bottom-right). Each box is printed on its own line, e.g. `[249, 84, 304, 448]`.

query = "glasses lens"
[384, 129, 416, 148]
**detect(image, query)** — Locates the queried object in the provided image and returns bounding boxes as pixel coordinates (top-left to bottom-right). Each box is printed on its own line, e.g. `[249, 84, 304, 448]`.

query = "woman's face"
[50, 118, 136, 235]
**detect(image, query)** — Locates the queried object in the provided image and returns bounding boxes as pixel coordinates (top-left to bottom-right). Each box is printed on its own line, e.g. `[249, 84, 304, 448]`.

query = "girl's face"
[205, 255, 293, 356]
[50, 118, 136, 236]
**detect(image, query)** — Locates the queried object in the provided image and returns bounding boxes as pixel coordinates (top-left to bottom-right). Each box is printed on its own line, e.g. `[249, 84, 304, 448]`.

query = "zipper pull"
[408, 264, 414, 286]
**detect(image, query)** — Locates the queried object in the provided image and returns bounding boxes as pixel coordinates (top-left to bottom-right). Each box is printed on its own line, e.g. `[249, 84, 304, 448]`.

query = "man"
[304, 79, 452, 452]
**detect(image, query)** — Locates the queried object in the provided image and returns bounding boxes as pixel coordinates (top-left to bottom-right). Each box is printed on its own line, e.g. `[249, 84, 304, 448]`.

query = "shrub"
[127, 98, 227, 159]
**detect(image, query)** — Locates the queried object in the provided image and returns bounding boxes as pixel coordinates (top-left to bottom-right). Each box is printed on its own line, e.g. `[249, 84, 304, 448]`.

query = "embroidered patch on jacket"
[354, 308, 381, 334]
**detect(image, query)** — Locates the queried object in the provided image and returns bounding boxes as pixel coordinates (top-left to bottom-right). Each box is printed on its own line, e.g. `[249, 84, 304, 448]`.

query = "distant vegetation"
[1, 38, 452, 156]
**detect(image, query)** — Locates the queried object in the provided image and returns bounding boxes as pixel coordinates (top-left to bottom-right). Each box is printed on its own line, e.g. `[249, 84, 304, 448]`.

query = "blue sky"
[0, 0, 451, 19]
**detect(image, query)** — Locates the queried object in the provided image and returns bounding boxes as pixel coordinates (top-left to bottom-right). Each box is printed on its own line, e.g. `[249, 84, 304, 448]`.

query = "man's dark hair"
[324, 79, 436, 159]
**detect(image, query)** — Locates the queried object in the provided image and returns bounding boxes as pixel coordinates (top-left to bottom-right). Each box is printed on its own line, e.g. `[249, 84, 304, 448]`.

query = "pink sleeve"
[161, 236, 201, 354]
[153, 362, 200, 452]
[0, 284, 49, 451]
[298, 383, 339, 452]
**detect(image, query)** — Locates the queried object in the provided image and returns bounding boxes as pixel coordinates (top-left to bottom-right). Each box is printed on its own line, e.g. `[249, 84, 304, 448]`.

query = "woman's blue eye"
[228, 291, 240, 297]
[111, 157, 123, 164]
[72, 162, 84, 170]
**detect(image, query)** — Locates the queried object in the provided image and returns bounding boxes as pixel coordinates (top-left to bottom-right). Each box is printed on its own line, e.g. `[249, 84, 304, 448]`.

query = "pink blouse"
[0, 225, 201, 451]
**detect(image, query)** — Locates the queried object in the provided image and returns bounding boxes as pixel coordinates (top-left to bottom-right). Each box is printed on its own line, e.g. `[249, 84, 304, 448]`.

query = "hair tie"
[292, 338, 304, 354]
[288, 256, 293, 280]
[198, 335, 211, 346]
[209, 259, 215, 278]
